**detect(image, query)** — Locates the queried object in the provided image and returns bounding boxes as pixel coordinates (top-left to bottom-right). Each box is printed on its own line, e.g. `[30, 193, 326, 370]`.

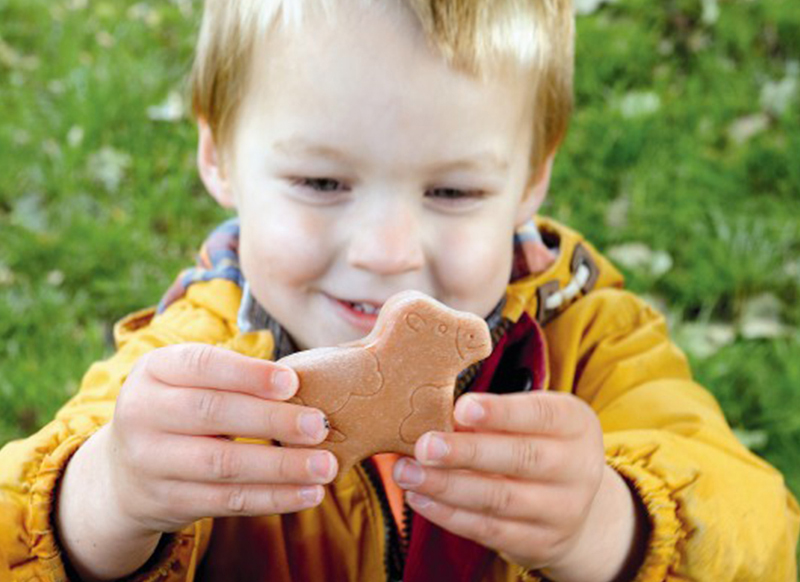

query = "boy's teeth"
[349, 301, 380, 315]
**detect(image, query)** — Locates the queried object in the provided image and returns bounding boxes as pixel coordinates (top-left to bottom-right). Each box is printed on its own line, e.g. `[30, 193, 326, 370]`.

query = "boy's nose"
[346, 205, 424, 276]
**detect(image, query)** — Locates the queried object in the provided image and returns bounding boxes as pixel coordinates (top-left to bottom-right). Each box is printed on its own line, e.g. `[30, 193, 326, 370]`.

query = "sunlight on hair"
[191, 0, 574, 171]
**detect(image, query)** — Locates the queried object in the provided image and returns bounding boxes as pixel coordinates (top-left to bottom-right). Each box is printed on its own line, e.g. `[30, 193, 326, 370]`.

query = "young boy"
[1, 1, 798, 581]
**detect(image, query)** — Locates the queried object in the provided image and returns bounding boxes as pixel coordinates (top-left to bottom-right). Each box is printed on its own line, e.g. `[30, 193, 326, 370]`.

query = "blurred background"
[1, 0, 798, 567]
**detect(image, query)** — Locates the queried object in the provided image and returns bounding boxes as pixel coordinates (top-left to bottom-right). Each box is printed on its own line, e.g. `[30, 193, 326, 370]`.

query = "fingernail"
[299, 412, 328, 441]
[407, 491, 434, 509]
[456, 395, 485, 425]
[420, 433, 449, 463]
[308, 452, 334, 481]
[394, 458, 425, 488]
[273, 369, 297, 398]
[299, 486, 323, 505]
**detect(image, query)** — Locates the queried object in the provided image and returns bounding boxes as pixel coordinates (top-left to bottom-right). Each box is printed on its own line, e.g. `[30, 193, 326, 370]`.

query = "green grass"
[1, 0, 799, 572]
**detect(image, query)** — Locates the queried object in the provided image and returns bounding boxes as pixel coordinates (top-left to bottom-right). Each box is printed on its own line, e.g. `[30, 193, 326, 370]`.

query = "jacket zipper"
[359, 317, 512, 582]
[401, 501, 414, 556]
[360, 458, 406, 582]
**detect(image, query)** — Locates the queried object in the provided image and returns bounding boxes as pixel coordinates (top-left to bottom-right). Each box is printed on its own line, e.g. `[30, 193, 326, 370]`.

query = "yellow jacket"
[1, 218, 797, 582]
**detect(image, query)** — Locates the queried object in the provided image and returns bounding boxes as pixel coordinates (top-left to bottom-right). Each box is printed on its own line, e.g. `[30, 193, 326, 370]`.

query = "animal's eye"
[406, 313, 426, 332]
[437, 324, 448, 335]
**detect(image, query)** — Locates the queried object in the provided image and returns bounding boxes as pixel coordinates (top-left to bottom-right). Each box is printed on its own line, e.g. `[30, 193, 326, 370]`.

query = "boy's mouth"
[326, 293, 385, 331]
[342, 300, 382, 315]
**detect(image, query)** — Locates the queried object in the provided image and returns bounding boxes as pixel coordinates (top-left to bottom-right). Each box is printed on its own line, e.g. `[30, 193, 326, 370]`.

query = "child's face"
[200, 3, 552, 350]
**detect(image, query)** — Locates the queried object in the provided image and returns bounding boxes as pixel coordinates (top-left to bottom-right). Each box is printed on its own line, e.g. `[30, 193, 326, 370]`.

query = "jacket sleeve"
[0, 288, 235, 582]
[544, 288, 800, 582]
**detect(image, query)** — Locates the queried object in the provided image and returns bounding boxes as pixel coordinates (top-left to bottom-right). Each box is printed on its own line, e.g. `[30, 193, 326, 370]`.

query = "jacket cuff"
[605, 447, 685, 582]
[500, 445, 685, 582]
[26, 428, 203, 582]
[28, 430, 97, 581]
[121, 524, 202, 582]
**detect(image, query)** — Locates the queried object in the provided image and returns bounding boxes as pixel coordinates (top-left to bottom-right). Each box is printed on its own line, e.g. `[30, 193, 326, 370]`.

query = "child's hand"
[57, 343, 338, 580]
[393, 391, 644, 582]
[102, 343, 338, 534]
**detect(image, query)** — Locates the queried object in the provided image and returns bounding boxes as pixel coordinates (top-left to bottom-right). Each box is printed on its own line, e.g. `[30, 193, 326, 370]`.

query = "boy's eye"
[426, 188, 487, 201]
[295, 178, 346, 192]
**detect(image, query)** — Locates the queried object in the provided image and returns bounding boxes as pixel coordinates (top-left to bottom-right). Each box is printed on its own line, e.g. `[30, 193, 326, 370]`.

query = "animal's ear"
[405, 312, 426, 332]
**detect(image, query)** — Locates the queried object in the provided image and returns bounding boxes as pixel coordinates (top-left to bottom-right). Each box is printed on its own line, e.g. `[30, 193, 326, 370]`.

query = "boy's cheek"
[435, 230, 513, 314]
[239, 211, 332, 285]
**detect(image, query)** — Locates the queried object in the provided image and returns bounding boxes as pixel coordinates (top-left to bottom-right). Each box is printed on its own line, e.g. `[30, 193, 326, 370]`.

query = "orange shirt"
[371, 453, 407, 539]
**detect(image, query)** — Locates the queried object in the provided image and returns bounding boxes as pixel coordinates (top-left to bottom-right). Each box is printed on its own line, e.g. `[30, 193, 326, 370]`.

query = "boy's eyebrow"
[427, 155, 509, 174]
[274, 140, 352, 164]
[273, 139, 509, 173]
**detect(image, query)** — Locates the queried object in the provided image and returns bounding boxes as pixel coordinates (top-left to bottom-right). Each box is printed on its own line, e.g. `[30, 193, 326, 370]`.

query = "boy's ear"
[515, 152, 555, 227]
[198, 120, 236, 209]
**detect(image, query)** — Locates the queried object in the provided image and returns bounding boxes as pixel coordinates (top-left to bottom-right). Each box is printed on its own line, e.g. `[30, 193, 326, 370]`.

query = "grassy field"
[1, 0, 799, 571]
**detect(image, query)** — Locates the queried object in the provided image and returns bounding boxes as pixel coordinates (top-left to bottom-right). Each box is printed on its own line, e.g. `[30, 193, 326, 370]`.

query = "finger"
[453, 391, 592, 437]
[413, 431, 572, 480]
[142, 343, 298, 399]
[393, 458, 550, 521]
[149, 436, 338, 485]
[405, 492, 554, 563]
[162, 481, 327, 522]
[154, 386, 330, 445]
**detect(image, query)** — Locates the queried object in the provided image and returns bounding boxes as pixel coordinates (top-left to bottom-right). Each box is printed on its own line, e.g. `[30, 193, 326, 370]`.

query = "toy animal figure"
[278, 290, 492, 476]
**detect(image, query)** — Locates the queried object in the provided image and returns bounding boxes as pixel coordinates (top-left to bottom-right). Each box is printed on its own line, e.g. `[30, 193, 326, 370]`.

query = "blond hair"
[190, 0, 574, 174]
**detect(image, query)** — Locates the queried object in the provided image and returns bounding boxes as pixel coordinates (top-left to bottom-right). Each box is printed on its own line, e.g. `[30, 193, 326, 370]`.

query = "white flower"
[607, 243, 673, 277]
[675, 322, 736, 359]
[618, 91, 661, 119]
[760, 64, 799, 117]
[727, 114, 770, 145]
[87, 147, 132, 192]
[574, 0, 616, 16]
[739, 293, 788, 340]
[147, 91, 186, 122]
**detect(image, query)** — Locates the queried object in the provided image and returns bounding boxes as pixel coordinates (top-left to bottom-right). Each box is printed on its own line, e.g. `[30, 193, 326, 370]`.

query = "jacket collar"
[503, 216, 624, 324]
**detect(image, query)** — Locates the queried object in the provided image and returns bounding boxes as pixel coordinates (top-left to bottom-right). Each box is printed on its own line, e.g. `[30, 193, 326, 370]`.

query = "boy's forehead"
[240, 74, 533, 175]
[194, 0, 572, 174]
[248, 0, 535, 92]
[217, 1, 540, 179]
[243, 6, 535, 126]
[257, 3, 430, 82]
